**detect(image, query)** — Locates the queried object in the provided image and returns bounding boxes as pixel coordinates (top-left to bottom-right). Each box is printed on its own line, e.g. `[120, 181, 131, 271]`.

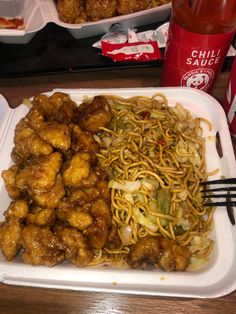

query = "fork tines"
[200, 178, 236, 185]
[200, 178, 236, 225]
[200, 178, 236, 206]
[200, 179, 236, 193]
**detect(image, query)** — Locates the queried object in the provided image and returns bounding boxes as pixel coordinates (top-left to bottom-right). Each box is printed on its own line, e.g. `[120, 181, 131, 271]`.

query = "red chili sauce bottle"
[160, 0, 236, 93]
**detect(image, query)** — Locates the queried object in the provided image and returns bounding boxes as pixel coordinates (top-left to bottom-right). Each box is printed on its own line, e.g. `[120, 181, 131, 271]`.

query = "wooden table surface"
[0, 66, 235, 314]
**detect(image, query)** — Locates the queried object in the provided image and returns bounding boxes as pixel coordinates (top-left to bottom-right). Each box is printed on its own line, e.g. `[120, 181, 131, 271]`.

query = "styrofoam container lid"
[0, 87, 236, 298]
[0, 0, 171, 44]
[0, 0, 22, 18]
[0, 0, 47, 43]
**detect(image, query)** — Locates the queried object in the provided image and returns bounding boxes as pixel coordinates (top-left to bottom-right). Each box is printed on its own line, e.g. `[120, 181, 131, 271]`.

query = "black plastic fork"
[200, 178, 236, 225]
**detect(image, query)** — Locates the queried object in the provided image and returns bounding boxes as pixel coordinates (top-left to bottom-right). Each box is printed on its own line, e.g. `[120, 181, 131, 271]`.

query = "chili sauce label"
[161, 20, 235, 93]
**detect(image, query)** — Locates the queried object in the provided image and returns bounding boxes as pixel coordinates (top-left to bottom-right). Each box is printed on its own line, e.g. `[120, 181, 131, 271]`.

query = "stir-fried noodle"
[95, 93, 215, 267]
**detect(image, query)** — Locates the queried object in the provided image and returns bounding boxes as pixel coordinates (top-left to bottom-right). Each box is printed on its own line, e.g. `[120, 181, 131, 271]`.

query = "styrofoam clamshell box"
[0, 0, 171, 44]
[0, 87, 236, 298]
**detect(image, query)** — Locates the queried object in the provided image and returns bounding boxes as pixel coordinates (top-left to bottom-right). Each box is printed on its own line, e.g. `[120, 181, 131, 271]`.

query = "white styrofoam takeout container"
[0, 0, 171, 44]
[0, 0, 46, 44]
[0, 87, 236, 298]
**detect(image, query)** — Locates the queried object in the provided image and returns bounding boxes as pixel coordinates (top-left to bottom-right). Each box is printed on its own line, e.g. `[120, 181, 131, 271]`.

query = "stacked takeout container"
[0, 0, 171, 44]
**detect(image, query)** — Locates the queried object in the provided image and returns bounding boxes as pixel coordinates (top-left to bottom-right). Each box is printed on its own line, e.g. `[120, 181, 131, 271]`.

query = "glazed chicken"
[0, 92, 114, 267]
[37, 121, 71, 151]
[71, 125, 99, 155]
[127, 236, 191, 271]
[117, 0, 149, 15]
[62, 152, 91, 187]
[12, 118, 53, 162]
[84, 198, 112, 248]
[56, 199, 93, 230]
[31, 92, 77, 124]
[1, 165, 21, 199]
[31, 174, 65, 209]
[85, 0, 117, 21]
[15, 152, 62, 194]
[27, 107, 72, 151]
[26, 206, 56, 227]
[57, 0, 87, 23]
[74, 95, 111, 133]
[55, 225, 93, 266]
[21, 224, 65, 266]
[56, 0, 170, 23]
[4, 200, 29, 222]
[0, 219, 23, 261]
